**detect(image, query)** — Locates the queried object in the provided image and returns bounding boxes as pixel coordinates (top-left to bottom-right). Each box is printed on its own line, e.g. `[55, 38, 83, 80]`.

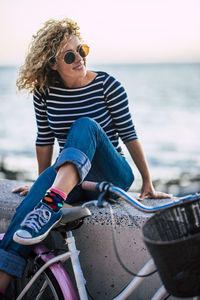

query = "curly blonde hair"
[16, 18, 82, 93]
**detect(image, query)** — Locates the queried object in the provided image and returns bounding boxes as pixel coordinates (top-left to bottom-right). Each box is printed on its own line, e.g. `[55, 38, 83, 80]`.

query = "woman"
[0, 18, 171, 298]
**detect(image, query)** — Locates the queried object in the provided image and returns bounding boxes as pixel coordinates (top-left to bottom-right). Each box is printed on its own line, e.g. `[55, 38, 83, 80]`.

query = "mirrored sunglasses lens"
[79, 45, 89, 58]
[64, 52, 75, 64]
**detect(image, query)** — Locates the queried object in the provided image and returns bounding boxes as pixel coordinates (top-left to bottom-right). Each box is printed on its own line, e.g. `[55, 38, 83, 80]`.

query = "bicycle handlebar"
[82, 181, 199, 213]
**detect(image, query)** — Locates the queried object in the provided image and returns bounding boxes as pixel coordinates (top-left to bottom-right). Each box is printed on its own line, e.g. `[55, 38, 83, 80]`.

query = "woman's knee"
[72, 117, 99, 131]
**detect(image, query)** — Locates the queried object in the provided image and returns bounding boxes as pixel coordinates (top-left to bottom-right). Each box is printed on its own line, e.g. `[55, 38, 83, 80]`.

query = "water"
[0, 64, 200, 193]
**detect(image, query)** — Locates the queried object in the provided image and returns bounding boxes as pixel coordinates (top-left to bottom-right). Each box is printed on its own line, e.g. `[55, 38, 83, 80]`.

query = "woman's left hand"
[138, 181, 172, 201]
[12, 185, 31, 196]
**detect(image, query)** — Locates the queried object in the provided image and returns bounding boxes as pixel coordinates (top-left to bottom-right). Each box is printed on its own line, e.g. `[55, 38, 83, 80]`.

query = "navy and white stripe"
[33, 71, 137, 153]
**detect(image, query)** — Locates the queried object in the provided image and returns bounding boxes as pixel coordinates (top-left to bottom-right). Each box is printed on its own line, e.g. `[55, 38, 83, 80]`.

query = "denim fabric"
[0, 117, 134, 277]
[55, 147, 91, 182]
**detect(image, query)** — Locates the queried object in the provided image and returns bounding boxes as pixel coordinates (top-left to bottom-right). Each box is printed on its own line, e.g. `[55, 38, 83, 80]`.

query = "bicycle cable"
[109, 203, 157, 277]
[85, 285, 96, 300]
[164, 294, 171, 299]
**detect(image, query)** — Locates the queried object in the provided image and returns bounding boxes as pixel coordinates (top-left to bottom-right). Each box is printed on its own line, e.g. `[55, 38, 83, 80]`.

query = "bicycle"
[1, 181, 200, 300]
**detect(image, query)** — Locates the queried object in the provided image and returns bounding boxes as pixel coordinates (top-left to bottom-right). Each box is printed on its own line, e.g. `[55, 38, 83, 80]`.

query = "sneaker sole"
[13, 215, 62, 245]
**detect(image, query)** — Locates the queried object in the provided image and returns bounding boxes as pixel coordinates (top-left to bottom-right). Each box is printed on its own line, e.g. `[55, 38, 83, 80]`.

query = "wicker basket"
[143, 196, 200, 297]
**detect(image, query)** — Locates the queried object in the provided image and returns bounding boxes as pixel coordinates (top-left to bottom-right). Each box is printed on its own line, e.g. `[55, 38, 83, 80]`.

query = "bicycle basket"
[142, 196, 200, 298]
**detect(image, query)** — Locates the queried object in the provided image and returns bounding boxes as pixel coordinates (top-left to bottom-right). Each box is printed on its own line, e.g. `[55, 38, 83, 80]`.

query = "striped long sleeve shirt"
[33, 71, 137, 154]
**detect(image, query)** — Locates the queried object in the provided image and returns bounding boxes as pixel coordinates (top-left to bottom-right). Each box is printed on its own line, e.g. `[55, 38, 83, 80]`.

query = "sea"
[0, 63, 200, 195]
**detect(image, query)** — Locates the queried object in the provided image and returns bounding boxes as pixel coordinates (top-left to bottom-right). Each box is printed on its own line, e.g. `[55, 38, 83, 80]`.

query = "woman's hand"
[138, 181, 172, 201]
[12, 185, 31, 196]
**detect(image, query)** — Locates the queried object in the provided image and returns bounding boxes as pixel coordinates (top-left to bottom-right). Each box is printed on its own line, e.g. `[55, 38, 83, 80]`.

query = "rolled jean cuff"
[0, 249, 26, 278]
[54, 147, 91, 183]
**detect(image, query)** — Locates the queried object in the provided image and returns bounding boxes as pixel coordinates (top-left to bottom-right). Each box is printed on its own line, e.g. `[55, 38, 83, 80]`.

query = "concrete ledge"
[0, 179, 180, 299]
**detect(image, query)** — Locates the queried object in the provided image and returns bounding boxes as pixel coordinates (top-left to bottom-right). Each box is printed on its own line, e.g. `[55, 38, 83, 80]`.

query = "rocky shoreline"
[151, 173, 200, 196]
[0, 156, 199, 197]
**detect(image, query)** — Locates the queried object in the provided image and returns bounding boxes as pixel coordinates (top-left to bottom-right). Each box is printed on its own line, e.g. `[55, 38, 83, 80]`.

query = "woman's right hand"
[12, 185, 31, 196]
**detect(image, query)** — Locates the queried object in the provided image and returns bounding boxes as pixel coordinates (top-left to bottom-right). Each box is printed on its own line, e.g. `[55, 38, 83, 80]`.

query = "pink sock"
[50, 187, 67, 200]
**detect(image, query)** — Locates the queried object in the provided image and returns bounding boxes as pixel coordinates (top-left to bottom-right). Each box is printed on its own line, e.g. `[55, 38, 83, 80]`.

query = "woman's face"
[51, 35, 87, 84]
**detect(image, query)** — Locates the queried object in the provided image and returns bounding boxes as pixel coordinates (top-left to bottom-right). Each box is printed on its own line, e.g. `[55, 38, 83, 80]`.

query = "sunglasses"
[63, 44, 89, 64]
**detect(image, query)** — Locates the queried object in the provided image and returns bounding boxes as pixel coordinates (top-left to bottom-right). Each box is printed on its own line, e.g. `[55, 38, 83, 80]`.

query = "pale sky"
[1, 0, 200, 65]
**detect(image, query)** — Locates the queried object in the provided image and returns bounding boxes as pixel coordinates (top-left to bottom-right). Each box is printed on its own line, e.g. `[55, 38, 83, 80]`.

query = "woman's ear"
[49, 58, 57, 70]
[51, 64, 57, 70]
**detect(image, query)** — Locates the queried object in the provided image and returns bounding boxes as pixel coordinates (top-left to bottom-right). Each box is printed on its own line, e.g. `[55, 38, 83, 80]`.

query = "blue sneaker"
[13, 202, 62, 245]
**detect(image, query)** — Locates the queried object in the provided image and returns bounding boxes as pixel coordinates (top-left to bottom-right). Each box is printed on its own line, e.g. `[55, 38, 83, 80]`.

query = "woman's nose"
[75, 51, 82, 62]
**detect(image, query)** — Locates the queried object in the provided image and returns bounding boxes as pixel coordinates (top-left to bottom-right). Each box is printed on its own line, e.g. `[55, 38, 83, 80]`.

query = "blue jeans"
[0, 117, 134, 277]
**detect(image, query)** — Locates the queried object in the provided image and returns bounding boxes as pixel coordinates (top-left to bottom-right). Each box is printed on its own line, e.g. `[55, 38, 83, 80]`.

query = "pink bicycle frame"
[0, 233, 78, 300]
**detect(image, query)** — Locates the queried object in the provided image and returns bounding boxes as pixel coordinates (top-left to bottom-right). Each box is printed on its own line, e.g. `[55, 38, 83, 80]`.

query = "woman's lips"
[73, 63, 84, 70]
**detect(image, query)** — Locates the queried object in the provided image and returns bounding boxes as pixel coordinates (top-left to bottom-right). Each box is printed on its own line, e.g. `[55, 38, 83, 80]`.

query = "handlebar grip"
[82, 181, 98, 191]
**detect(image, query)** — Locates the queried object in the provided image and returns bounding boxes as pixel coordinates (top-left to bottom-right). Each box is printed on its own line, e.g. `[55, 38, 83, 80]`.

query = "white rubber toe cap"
[15, 230, 32, 238]
[13, 230, 33, 244]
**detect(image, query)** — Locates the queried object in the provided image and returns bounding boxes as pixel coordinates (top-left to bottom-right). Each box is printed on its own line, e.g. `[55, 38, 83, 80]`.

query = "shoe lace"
[21, 206, 51, 233]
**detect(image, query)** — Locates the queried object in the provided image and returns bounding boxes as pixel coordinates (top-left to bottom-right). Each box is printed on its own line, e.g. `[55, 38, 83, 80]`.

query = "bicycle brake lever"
[97, 190, 116, 207]
[97, 191, 107, 207]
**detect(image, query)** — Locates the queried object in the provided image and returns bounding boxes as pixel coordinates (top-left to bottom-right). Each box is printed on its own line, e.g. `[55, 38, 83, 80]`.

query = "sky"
[1, 0, 200, 65]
